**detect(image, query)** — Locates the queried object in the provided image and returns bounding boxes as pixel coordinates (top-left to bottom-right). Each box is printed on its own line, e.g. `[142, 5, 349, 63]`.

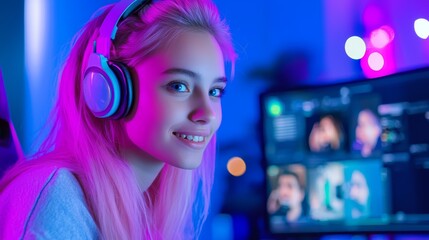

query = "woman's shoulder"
[0, 163, 63, 208]
[0, 164, 73, 206]
[0, 164, 99, 239]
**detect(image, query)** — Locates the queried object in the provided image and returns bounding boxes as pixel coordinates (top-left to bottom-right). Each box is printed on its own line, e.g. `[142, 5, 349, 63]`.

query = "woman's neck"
[123, 147, 165, 191]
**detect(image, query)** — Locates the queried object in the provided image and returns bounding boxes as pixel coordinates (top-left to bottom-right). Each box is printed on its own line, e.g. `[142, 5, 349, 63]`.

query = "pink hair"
[0, 0, 236, 239]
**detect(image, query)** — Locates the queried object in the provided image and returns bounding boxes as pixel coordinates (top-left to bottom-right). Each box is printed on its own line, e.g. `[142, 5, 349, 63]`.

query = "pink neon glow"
[370, 26, 395, 49]
[360, 4, 396, 78]
[362, 5, 383, 29]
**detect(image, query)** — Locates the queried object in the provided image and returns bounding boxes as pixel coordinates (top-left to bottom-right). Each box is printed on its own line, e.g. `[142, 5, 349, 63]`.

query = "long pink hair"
[0, 0, 236, 239]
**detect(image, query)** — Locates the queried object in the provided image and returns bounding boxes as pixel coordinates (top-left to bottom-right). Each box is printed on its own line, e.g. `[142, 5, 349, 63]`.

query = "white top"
[0, 166, 99, 239]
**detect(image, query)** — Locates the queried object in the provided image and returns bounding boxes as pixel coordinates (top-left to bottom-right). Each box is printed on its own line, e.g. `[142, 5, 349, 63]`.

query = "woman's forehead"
[135, 31, 225, 77]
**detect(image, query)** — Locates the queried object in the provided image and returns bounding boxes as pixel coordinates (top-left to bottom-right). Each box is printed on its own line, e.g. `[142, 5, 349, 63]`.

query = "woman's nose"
[189, 96, 216, 125]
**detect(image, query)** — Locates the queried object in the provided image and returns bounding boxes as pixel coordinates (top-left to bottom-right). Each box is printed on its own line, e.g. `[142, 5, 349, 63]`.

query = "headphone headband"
[96, 0, 145, 58]
[84, 0, 150, 119]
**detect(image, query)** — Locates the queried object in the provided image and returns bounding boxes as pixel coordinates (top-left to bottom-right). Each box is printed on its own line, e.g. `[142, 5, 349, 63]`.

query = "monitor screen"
[260, 67, 429, 235]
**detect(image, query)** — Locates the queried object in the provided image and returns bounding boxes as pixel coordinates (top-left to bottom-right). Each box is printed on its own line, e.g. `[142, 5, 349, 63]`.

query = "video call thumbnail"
[307, 113, 346, 154]
[267, 164, 308, 225]
[308, 160, 386, 221]
[267, 160, 386, 226]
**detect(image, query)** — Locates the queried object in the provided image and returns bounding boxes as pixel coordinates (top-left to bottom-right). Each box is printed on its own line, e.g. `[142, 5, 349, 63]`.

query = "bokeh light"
[370, 26, 394, 48]
[368, 52, 384, 71]
[414, 18, 429, 39]
[345, 36, 366, 60]
[227, 157, 246, 177]
[267, 98, 283, 117]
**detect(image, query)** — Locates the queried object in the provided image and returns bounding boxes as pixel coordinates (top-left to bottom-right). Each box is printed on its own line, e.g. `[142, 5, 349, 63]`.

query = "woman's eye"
[209, 88, 226, 98]
[167, 82, 189, 93]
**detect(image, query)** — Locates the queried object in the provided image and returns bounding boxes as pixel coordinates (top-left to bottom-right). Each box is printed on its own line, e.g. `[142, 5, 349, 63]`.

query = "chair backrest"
[0, 69, 20, 177]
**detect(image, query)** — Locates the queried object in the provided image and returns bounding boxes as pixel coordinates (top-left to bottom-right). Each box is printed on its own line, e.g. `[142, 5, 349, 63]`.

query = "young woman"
[0, 0, 236, 239]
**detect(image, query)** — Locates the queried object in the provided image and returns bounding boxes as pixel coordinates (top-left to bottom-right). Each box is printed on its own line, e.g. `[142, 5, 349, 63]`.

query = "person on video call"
[347, 170, 370, 219]
[309, 115, 343, 152]
[267, 169, 306, 223]
[353, 109, 382, 157]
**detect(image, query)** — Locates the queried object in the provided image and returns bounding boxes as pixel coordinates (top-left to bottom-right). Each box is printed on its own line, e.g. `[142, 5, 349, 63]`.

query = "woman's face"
[278, 175, 304, 209]
[124, 31, 226, 169]
[356, 110, 381, 146]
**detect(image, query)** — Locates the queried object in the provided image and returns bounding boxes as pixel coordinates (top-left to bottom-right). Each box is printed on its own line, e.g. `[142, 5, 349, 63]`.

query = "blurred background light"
[24, 0, 49, 153]
[227, 157, 246, 177]
[414, 18, 429, 39]
[370, 26, 395, 48]
[267, 98, 283, 117]
[345, 36, 366, 60]
[368, 52, 385, 71]
[362, 5, 383, 29]
[25, 0, 46, 85]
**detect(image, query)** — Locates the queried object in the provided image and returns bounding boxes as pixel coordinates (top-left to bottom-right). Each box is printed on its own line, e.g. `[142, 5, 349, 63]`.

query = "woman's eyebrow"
[162, 67, 227, 83]
[216, 76, 228, 83]
[163, 68, 197, 78]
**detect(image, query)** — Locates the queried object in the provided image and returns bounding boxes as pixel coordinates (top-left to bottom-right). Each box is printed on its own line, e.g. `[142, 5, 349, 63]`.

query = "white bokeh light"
[368, 52, 384, 71]
[345, 36, 366, 60]
[414, 18, 429, 39]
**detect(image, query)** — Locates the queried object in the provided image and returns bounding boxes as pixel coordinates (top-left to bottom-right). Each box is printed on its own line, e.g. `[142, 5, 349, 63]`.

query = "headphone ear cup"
[83, 54, 133, 119]
[108, 61, 134, 119]
[83, 54, 121, 118]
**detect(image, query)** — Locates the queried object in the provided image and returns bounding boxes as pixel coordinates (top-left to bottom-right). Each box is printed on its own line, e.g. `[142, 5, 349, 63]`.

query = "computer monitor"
[260, 67, 429, 235]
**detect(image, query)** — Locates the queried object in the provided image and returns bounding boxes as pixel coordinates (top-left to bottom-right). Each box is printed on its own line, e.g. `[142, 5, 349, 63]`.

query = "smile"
[173, 132, 206, 143]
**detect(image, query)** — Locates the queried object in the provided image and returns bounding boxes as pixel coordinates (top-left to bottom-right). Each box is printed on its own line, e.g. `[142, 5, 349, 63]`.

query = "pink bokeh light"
[368, 52, 384, 71]
[370, 26, 395, 49]
[360, 45, 396, 78]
